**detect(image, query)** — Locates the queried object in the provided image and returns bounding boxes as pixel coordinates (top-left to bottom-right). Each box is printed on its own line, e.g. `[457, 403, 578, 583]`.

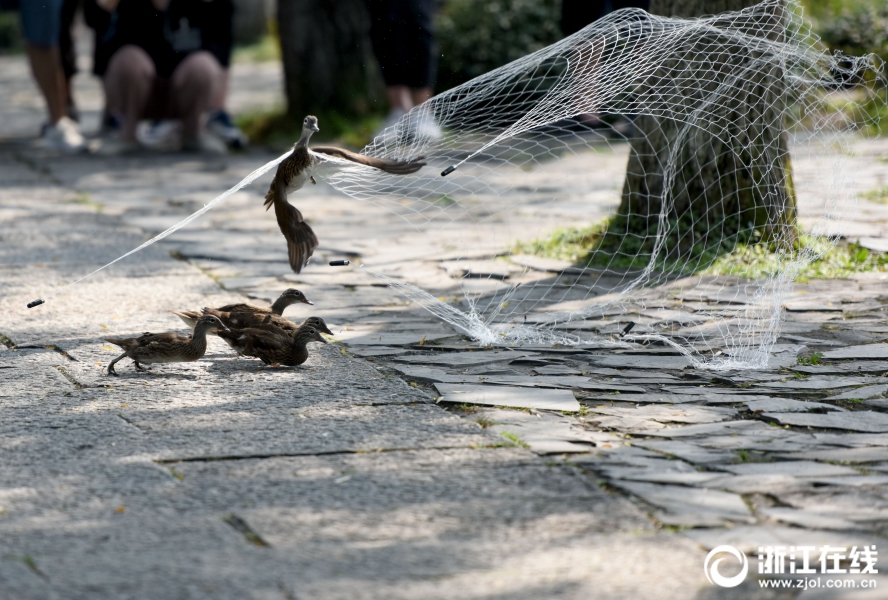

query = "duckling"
[216, 316, 334, 354]
[170, 288, 312, 329]
[266, 115, 426, 273]
[217, 323, 327, 367]
[105, 315, 229, 376]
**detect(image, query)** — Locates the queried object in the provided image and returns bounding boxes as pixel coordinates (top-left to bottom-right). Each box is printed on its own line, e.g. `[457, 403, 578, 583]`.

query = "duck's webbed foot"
[310, 176, 317, 185]
[134, 362, 149, 372]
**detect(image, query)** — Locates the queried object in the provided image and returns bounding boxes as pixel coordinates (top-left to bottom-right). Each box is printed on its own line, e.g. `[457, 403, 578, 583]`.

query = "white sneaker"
[42, 116, 86, 153]
[96, 136, 142, 156]
[138, 120, 182, 151]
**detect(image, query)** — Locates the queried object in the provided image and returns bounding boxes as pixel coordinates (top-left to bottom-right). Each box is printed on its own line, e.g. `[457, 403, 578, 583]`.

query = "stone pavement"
[2, 49, 888, 599]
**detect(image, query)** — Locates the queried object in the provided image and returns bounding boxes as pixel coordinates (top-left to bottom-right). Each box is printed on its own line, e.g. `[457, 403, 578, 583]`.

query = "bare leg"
[169, 51, 223, 142]
[386, 85, 413, 113]
[104, 45, 156, 142]
[107, 353, 127, 376]
[25, 44, 68, 125]
[410, 87, 433, 107]
[211, 69, 230, 112]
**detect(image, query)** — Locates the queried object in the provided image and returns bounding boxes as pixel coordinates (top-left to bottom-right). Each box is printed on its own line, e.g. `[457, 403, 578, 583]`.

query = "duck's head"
[195, 315, 229, 334]
[302, 316, 333, 336]
[298, 326, 328, 345]
[281, 288, 313, 306]
[302, 115, 320, 134]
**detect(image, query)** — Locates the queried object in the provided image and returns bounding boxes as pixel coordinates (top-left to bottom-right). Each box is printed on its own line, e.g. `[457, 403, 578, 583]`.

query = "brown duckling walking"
[266, 115, 426, 273]
[216, 316, 333, 355]
[217, 323, 327, 367]
[170, 288, 312, 329]
[105, 315, 229, 376]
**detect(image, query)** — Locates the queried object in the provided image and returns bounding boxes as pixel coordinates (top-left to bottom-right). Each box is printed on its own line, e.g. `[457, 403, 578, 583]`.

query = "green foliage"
[797, 352, 823, 366]
[236, 108, 381, 150]
[814, 1, 888, 60]
[436, 0, 562, 91]
[500, 431, 529, 448]
[233, 32, 281, 63]
[863, 186, 888, 203]
[516, 213, 888, 281]
[0, 12, 23, 54]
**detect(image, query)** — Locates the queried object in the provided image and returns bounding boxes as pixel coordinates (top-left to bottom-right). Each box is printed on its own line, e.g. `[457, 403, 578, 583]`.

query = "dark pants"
[366, 0, 437, 89]
[560, 0, 651, 36]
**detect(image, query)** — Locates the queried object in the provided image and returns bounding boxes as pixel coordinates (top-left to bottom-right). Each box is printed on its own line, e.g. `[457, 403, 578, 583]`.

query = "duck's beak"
[218, 325, 230, 333]
[311, 124, 320, 132]
[320, 326, 333, 335]
[316, 334, 328, 344]
[303, 299, 314, 305]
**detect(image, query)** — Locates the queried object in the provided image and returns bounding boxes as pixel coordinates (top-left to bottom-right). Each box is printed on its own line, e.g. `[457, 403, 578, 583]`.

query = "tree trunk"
[619, 0, 796, 258]
[277, 0, 384, 119]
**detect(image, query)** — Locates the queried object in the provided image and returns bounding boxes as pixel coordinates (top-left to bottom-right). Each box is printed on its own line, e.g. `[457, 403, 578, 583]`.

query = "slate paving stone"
[580, 393, 702, 404]
[758, 376, 876, 390]
[598, 468, 723, 485]
[478, 409, 598, 454]
[641, 420, 768, 438]
[827, 384, 888, 400]
[717, 461, 859, 477]
[586, 405, 737, 425]
[433, 383, 580, 411]
[759, 507, 861, 531]
[394, 350, 537, 367]
[763, 410, 888, 433]
[348, 346, 410, 357]
[638, 440, 737, 465]
[744, 397, 847, 413]
[806, 475, 888, 487]
[700, 474, 814, 495]
[614, 481, 754, 527]
[533, 364, 583, 375]
[682, 525, 887, 553]
[823, 343, 888, 360]
[586, 355, 693, 370]
[777, 446, 888, 463]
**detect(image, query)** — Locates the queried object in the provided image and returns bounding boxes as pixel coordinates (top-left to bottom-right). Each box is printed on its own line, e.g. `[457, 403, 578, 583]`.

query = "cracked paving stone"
[433, 383, 580, 412]
[586, 405, 737, 425]
[776, 446, 888, 463]
[394, 350, 538, 367]
[637, 440, 737, 465]
[826, 384, 888, 400]
[822, 343, 888, 360]
[716, 461, 859, 477]
[477, 408, 598, 454]
[743, 397, 847, 413]
[758, 376, 877, 390]
[614, 481, 754, 527]
[682, 525, 886, 554]
[759, 507, 862, 531]
[762, 410, 888, 432]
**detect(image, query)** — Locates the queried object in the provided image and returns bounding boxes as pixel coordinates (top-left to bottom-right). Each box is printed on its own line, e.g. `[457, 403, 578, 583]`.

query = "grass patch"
[236, 108, 382, 149]
[500, 431, 529, 448]
[863, 186, 888, 203]
[516, 213, 888, 281]
[232, 29, 281, 63]
[798, 352, 824, 366]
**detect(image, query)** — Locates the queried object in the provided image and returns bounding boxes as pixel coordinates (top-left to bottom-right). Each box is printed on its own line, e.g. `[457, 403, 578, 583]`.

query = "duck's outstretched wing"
[310, 146, 426, 175]
[265, 177, 319, 273]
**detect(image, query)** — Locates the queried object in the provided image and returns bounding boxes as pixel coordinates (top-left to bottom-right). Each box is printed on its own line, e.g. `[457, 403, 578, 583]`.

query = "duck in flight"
[265, 115, 426, 273]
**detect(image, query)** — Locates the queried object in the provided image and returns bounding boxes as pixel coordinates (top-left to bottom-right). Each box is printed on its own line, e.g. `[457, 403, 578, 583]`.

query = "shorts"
[20, 0, 65, 47]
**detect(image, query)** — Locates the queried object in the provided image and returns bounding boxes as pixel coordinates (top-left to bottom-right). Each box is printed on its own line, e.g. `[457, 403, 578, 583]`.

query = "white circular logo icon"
[704, 545, 749, 588]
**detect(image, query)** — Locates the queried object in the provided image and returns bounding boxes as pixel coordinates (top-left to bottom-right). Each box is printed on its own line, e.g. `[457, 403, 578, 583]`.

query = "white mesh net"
[322, 0, 885, 369]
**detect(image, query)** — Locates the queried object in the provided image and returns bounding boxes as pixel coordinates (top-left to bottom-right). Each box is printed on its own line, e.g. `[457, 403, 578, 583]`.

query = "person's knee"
[106, 45, 156, 83]
[174, 52, 223, 91]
